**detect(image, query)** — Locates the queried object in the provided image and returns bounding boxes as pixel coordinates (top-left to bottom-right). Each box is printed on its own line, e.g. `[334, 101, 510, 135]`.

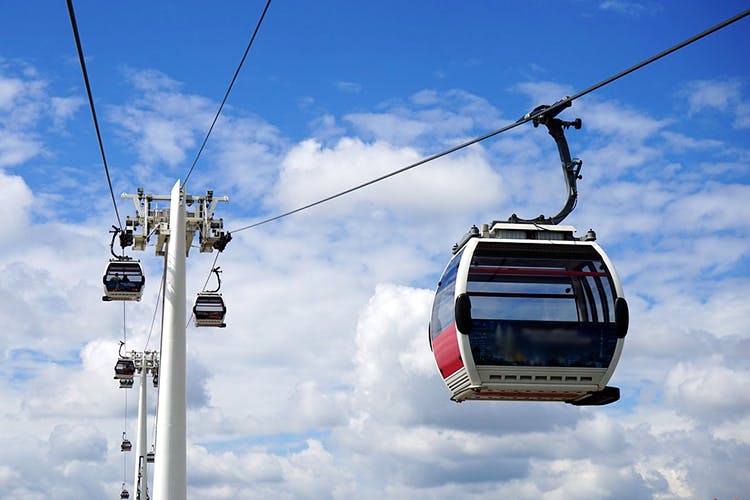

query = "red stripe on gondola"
[433, 323, 463, 378]
[469, 267, 609, 277]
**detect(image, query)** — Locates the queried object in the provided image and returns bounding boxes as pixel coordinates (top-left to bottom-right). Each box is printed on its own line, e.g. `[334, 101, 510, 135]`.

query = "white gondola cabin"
[121, 433, 132, 452]
[429, 222, 628, 405]
[193, 292, 227, 328]
[102, 260, 145, 302]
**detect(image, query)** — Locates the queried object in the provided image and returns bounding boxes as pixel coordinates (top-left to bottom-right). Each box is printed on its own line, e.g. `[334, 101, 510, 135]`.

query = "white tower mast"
[134, 360, 149, 499]
[153, 180, 187, 499]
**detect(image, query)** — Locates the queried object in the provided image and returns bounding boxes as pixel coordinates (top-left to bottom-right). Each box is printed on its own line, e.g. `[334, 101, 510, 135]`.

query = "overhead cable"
[65, 0, 123, 228]
[230, 7, 750, 234]
[183, 0, 273, 187]
[144, 260, 166, 351]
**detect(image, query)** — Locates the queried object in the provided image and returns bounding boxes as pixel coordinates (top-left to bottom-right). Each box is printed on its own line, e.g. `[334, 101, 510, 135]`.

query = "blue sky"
[1, 1, 749, 499]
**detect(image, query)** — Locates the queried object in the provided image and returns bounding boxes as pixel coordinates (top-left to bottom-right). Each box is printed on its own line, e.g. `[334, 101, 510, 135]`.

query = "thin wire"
[183, 0, 273, 187]
[151, 250, 167, 457]
[564, 8, 750, 105]
[122, 302, 127, 344]
[144, 259, 167, 350]
[229, 7, 750, 233]
[121, 302, 128, 485]
[65, 0, 123, 229]
[231, 119, 527, 233]
[201, 252, 222, 291]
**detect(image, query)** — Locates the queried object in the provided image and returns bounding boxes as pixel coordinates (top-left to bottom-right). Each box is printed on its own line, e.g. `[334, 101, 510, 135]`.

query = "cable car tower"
[114, 347, 160, 500]
[116, 181, 229, 498]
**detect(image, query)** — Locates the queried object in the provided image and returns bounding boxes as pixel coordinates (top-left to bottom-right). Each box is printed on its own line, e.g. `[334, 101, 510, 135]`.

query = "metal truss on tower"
[121, 188, 230, 256]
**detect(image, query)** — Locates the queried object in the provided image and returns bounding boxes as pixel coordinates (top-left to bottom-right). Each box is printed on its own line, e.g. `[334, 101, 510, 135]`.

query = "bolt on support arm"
[508, 98, 583, 225]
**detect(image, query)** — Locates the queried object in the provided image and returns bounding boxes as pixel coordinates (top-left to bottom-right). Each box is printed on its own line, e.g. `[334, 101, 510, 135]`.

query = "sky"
[1, 1, 749, 498]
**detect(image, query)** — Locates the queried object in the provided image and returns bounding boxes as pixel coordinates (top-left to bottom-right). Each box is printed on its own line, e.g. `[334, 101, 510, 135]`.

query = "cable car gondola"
[102, 259, 145, 302]
[121, 433, 132, 452]
[192, 267, 227, 328]
[146, 446, 155, 463]
[430, 222, 628, 404]
[120, 484, 130, 499]
[119, 378, 134, 389]
[102, 226, 144, 302]
[113, 358, 136, 380]
[429, 100, 628, 405]
[193, 293, 227, 327]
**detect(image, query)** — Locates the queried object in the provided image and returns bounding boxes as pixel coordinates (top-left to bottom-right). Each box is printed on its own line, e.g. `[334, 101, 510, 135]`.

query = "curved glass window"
[430, 249, 463, 340]
[466, 242, 618, 368]
[104, 262, 144, 293]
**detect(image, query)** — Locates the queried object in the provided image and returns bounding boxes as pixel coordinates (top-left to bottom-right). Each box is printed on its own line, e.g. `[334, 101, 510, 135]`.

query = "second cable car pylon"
[116, 180, 229, 498]
[429, 99, 629, 406]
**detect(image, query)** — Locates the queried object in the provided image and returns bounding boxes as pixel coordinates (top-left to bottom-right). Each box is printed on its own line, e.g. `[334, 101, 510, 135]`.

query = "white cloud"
[271, 136, 503, 222]
[344, 89, 502, 147]
[334, 80, 362, 93]
[0, 170, 32, 234]
[107, 69, 216, 172]
[0, 76, 25, 110]
[682, 79, 750, 129]
[599, 0, 651, 16]
[665, 360, 750, 420]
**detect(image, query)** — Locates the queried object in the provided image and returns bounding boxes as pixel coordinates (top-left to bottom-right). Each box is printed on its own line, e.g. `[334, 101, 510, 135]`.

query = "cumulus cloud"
[665, 360, 750, 420]
[682, 79, 750, 129]
[271, 136, 503, 224]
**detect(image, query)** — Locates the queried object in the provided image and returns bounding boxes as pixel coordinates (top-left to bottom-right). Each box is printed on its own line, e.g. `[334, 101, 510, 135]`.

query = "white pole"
[153, 180, 187, 499]
[134, 366, 148, 499]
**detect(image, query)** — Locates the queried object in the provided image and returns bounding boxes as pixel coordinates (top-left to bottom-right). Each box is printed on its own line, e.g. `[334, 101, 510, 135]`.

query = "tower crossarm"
[121, 188, 229, 256]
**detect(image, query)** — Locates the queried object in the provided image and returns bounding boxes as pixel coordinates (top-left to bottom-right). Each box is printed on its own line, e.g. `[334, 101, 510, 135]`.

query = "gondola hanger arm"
[108, 225, 134, 260]
[206, 267, 222, 293]
[507, 98, 583, 226]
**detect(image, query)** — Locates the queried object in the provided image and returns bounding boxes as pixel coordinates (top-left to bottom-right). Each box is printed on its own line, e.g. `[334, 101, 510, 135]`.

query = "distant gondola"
[102, 260, 145, 302]
[121, 433, 132, 452]
[430, 224, 628, 405]
[193, 292, 227, 328]
[114, 358, 136, 379]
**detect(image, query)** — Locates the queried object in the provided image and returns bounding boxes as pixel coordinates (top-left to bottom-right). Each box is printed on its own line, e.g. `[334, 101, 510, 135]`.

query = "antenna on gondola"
[507, 98, 583, 226]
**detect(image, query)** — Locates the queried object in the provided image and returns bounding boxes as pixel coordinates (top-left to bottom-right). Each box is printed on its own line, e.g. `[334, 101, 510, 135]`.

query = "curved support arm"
[206, 266, 223, 293]
[508, 99, 583, 225]
[108, 225, 134, 260]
